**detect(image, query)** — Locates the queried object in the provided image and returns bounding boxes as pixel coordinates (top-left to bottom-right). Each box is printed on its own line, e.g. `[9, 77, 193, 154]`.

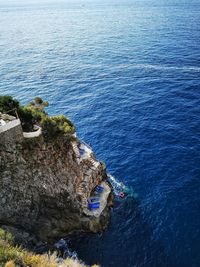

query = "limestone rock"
[0, 132, 112, 243]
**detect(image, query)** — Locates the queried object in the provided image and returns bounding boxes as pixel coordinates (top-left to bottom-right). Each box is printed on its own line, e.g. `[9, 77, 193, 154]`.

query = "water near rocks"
[1, 0, 200, 266]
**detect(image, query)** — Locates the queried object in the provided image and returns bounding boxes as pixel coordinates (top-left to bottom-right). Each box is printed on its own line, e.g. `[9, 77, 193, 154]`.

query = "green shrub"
[34, 97, 43, 105]
[41, 115, 75, 138]
[29, 97, 49, 111]
[40, 116, 60, 138]
[0, 96, 19, 115]
[0, 243, 23, 265]
[0, 229, 13, 244]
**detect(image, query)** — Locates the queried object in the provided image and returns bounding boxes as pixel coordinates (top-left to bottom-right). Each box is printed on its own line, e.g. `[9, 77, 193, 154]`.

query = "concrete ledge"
[23, 126, 42, 138]
[0, 119, 21, 133]
[79, 143, 93, 160]
[83, 181, 111, 218]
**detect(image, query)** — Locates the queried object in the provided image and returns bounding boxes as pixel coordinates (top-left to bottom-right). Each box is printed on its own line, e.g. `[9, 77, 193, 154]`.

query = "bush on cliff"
[0, 228, 99, 267]
[28, 97, 49, 111]
[40, 115, 75, 138]
[0, 96, 19, 115]
[19, 106, 46, 131]
[18, 97, 48, 131]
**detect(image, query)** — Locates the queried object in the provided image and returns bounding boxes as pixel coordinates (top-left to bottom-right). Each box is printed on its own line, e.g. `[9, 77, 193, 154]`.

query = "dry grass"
[22, 252, 58, 267]
[4, 261, 15, 267]
[0, 229, 100, 267]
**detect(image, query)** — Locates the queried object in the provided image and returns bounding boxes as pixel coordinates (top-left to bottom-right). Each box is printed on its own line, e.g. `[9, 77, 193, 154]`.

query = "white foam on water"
[133, 64, 200, 72]
[115, 63, 200, 72]
[108, 174, 139, 199]
[108, 174, 126, 195]
[55, 239, 78, 259]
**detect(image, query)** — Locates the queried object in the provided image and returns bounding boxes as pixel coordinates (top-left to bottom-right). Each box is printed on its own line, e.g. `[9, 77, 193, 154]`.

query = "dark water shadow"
[67, 198, 175, 267]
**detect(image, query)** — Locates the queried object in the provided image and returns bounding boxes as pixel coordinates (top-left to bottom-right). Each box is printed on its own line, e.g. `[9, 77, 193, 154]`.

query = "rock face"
[0, 123, 112, 244]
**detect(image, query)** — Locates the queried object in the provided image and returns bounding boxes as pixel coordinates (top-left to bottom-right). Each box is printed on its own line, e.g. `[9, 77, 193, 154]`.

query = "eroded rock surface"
[0, 129, 112, 243]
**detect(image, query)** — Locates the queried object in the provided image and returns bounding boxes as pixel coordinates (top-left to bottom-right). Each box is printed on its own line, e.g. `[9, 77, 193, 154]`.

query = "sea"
[0, 0, 200, 266]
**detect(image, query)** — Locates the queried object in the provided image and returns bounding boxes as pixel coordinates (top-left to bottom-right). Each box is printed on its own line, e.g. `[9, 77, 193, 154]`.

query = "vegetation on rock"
[0, 96, 75, 137]
[0, 229, 99, 267]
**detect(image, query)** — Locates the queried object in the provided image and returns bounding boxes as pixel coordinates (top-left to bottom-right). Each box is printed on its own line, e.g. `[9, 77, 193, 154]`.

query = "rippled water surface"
[1, 0, 200, 266]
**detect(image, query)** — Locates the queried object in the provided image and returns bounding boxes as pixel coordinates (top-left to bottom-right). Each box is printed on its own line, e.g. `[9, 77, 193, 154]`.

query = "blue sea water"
[0, 0, 200, 266]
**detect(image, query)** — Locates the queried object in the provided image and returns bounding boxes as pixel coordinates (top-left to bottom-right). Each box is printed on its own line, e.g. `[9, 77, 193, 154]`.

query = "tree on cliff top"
[0, 96, 19, 115]
[28, 97, 49, 111]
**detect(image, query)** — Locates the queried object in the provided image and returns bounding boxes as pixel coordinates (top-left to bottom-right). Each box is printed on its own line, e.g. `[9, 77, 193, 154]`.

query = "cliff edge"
[0, 96, 113, 245]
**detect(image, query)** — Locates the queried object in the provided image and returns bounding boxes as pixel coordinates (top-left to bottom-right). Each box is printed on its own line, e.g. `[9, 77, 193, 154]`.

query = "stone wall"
[0, 121, 24, 146]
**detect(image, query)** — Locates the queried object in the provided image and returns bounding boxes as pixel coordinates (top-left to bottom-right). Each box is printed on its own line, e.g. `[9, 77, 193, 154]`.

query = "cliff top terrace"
[0, 112, 42, 138]
[0, 112, 16, 122]
[0, 113, 21, 133]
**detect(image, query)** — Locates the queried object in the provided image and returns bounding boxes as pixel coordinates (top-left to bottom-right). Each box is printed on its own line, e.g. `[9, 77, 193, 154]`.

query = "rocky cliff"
[0, 122, 112, 245]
